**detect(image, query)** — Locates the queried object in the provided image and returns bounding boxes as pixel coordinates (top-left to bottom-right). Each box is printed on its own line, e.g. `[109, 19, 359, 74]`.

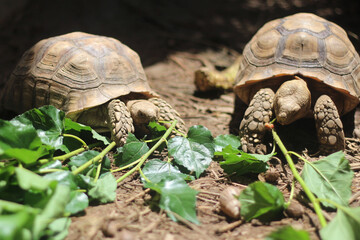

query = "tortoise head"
[127, 100, 159, 125]
[274, 77, 311, 125]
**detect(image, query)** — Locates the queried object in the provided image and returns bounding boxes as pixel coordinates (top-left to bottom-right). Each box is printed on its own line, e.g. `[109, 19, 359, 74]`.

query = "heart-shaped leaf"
[239, 181, 284, 221]
[320, 207, 360, 240]
[142, 159, 194, 183]
[168, 125, 214, 178]
[302, 151, 353, 208]
[144, 176, 199, 224]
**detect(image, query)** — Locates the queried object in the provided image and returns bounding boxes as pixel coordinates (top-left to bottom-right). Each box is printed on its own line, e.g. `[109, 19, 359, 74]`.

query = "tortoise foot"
[148, 98, 187, 135]
[107, 99, 134, 146]
[239, 88, 275, 154]
[314, 95, 345, 154]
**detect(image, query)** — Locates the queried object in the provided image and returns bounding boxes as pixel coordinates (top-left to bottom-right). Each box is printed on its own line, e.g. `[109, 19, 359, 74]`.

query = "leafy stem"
[116, 120, 177, 184]
[272, 129, 327, 228]
[53, 147, 88, 161]
[93, 162, 102, 183]
[284, 180, 295, 208]
[62, 133, 88, 148]
[111, 159, 141, 172]
[72, 141, 117, 175]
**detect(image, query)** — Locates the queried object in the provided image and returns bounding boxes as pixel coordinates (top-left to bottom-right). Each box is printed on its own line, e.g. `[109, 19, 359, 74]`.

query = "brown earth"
[1, 1, 360, 239]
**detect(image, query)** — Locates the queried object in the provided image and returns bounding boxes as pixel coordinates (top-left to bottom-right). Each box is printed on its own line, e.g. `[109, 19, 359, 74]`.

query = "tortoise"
[0, 32, 186, 145]
[197, 13, 360, 154]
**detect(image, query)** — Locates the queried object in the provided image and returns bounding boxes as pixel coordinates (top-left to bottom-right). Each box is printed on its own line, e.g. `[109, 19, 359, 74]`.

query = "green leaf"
[214, 134, 241, 152]
[0, 120, 50, 164]
[39, 160, 63, 170]
[88, 173, 117, 203]
[114, 133, 149, 167]
[266, 226, 310, 240]
[65, 192, 89, 214]
[144, 176, 199, 224]
[148, 121, 167, 133]
[46, 217, 71, 240]
[64, 118, 110, 145]
[302, 151, 353, 208]
[32, 184, 71, 239]
[141, 159, 195, 183]
[0, 210, 35, 240]
[320, 207, 360, 240]
[168, 125, 214, 178]
[68, 150, 110, 177]
[239, 181, 284, 221]
[11, 105, 65, 148]
[217, 145, 270, 175]
[15, 168, 52, 191]
[43, 171, 77, 190]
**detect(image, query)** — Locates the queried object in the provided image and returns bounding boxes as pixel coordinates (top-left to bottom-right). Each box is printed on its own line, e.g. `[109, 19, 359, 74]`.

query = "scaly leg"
[239, 88, 275, 153]
[107, 99, 134, 146]
[148, 98, 187, 135]
[314, 95, 345, 154]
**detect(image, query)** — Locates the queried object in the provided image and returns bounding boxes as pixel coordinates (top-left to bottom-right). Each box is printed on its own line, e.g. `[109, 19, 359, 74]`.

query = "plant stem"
[93, 162, 102, 183]
[116, 120, 177, 184]
[62, 133, 88, 148]
[111, 159, 141, 172]
[72, 141, 116, 175]
[284, 180, 295, 208]
[38, 168, 64, 174]
[54, 147, 87, 161]
[272, 129, 327, 228]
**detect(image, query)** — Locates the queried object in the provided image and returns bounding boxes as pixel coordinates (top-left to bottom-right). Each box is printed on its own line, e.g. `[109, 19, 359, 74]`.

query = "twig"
[196, 195, 218, 205]
[197, 190, 221, 196]
[139, 216, 162, 234]
[125, 188, 151, 204]
[216, 219, 243, 233]
[350, 163, 360, 171]
[349, 191, 360, 204]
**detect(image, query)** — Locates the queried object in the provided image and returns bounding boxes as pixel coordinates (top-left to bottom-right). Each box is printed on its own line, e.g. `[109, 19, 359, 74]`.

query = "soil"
[1, 1, 360, 239]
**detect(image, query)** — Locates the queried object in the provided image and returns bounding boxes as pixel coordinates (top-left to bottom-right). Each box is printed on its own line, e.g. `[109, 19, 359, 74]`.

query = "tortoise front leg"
[239, 88, 275, 153]
[107, 99, 134, 146]
[148, 98, 187, 135]
[314, 95, 345, 154]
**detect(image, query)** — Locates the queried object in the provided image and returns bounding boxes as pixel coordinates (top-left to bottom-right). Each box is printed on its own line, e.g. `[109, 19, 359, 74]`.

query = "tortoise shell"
[1, 32, 157, 116]
[234, 13, 360, 115]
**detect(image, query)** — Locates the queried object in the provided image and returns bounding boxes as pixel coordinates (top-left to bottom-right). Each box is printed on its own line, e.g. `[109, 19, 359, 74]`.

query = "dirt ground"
[1, 0, 360, 239]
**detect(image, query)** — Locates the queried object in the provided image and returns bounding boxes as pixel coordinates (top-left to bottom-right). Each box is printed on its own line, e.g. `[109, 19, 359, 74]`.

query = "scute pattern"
[1, 32, 155, 115]
[235, 13, 360, 115]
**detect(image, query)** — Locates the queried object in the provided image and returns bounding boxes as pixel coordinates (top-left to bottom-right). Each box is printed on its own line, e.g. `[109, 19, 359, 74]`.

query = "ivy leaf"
[144, 176, 199, 224]
[0, 120, 50, 164]
[65, 191, 89, 215]
[168, 125, 214, 178]
[46, 217, 71, 240]
[141, 159, 195, 183]
[43, 171, 78, 191]
[39, 160, 63, 170]
[214, 134, 241, 152]
[302, 151, 353, 208]
[320, 207, 360, 240]
[266, 226, 310, 240]
[114, 133, 149, 167]
[0, 210, 36, 240]
[15, 168, 52, 191]
[32, 184, 71, 239]
[11, 105, 65, 148]
[68, 150, 110, 177]
[88, 173, 117, 203]
[216, 145, 271, 175]
[239, 181, 284, 221]
[64, 118, 110, 145]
